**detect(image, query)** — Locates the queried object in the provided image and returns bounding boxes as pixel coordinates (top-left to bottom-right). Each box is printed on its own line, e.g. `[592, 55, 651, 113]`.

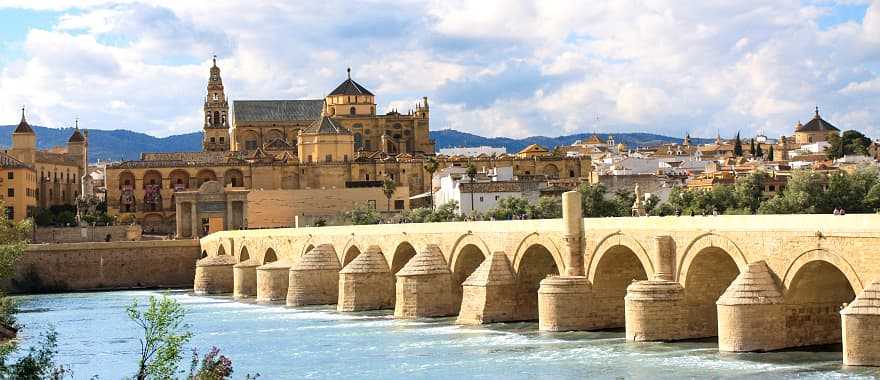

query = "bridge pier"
[717, 261, 785, 352]
[538, 276, 593, 331]
[842, 280, 880, 366]
[457, 251, 518, 324]
[337, 246, 394, 312]
[233, 258, 259, 299]
[256, 259, 292, 304]
[193, 255, 236, 295]
[287, 244, 340, 306]
[394, 245, 456, 319]
[624, 235, 687, 341]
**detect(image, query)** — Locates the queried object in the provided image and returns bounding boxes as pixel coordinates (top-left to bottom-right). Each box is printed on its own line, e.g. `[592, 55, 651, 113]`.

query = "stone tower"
[11, 107, 36, 164]
[203, 56, 230, 152]
[67, 119, 88, 198]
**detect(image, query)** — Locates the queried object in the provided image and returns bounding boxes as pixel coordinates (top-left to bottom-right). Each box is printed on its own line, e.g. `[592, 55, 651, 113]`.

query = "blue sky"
[0, 0, 878, 140]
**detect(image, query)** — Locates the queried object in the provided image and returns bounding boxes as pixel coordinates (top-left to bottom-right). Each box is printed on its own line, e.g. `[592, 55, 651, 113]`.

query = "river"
[11, 290, 880, 379]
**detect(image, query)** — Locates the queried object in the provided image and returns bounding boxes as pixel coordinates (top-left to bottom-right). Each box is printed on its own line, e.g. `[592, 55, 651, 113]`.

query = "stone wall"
[246, 187, 410, 228]
[5, 240, 200, 293]
[32, 224, 142, 243]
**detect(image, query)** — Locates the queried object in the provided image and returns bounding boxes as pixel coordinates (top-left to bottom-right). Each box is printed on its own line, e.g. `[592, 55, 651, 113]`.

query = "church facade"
[105, 59, 590, 236]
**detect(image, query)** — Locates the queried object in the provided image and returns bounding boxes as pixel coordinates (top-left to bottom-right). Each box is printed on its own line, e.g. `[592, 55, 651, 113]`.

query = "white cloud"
[0, 0, 877, 141]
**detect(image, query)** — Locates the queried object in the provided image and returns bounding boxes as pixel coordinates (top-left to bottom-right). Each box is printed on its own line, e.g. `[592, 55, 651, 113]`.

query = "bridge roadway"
[195, 192, 880, 366]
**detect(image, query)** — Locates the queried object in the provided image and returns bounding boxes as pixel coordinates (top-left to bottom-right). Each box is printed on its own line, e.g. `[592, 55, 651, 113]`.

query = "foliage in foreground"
[128, 295, 193, 379]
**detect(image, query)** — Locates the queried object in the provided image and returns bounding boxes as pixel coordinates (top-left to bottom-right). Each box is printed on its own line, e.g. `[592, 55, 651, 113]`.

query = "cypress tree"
[756, 142, 763, 158]
[734, 132, 743, 157]
[749, 138, 756, 157]
[768, 145, 775, 161]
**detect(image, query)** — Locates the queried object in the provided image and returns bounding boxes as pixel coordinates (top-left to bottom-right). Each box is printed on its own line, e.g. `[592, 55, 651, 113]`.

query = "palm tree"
[423, 157, 439, 211]
[465, 163, 477, 216]
[382, 177, 396, 212]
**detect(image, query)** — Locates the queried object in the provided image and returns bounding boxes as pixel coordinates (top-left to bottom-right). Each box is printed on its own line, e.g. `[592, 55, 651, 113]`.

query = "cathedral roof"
[264, 138, 293, 150]
[328, 69, 374, 96]
[14, 108, 34, 134]
[302, 116, 351, 134]
[232, 100, 323, 123]
[517, 143, 550, 155]
[796, 107, 839, 133]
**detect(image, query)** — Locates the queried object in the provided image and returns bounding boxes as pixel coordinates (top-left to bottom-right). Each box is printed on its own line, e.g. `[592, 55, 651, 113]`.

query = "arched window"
[349, 106, 356, 116]
[213, 111, 220, 126]
[354, 133, 363, 150]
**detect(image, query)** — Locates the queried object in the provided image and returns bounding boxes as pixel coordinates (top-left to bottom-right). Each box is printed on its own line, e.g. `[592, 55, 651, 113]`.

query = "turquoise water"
[11, 290, 880, 379]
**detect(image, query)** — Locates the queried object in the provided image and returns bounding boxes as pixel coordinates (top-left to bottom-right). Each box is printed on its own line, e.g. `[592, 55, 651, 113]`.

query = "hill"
[0, 125, 707, 161]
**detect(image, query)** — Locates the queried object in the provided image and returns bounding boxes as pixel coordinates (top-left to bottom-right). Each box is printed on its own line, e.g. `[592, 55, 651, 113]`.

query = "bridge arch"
[679, 236, 744, 338]
[263, 248, 278, 264]
[342, 245, 362, 268]
[217, 244, 226, 256]
[239, 246, 250, 262]
[588, 232, 653, 282]
[590, 244, 650, 329]
[449, 233, 492, 273]
[200, 250, 208, 259]
[677, 233, 747, 283]
[512, 233, 565, 275]
[391, 241, 418, 274]
[781, 249, 859, 347]
[514, 243, 563, 321]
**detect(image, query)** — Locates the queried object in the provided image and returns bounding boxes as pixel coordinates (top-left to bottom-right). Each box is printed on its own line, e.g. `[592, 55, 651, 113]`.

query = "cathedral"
[104, 59, 589, 236]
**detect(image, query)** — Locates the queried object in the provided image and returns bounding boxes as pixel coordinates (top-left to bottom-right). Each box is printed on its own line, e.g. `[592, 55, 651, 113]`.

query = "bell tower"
[203, 56, 230, 152]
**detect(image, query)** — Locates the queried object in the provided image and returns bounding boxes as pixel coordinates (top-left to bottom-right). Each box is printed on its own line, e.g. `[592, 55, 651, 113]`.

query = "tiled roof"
[797, 109, 839, 133]
[232, 100, 323, 123]
[35, 151, 79, 166]
[328, 77, 374, 96]
[14, 110, 33, 134]
[140, 151, 231, 162]
[458, 180, 538, 193]
[302, 116, 351, 134]
[0, 151, 31, 169]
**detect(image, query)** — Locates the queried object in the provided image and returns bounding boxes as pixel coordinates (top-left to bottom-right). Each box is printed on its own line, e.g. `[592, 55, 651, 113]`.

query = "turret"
[11, 107, 36, 164]
[324, 68, 376, 117]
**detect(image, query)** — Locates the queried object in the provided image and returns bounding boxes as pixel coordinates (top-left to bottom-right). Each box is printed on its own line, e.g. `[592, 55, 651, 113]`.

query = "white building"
[438, 146, 507, 157]
[432, 166, 542, 215]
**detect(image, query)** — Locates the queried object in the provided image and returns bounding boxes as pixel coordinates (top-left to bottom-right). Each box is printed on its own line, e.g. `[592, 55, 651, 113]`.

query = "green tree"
[579, 183, 619, 217]
[827, 130, 872, 159]
[488, 197, 530, 220]
[128, 295, 193, 380]
[733, 132, 743, 157]
[0, 329, 66, 379]
[755, 142, 763, 158]
[346, 203, 381, 225]
[423, 157, 439, 210]
[768, 145, 775, 161]
[465, 163, 477, 216]
[530, 196, 562, 219]
[734, 171, 767, 213]
[381, 177, 396, 212]
[749, 138, 756, 157]
[866, 182, 880, 211]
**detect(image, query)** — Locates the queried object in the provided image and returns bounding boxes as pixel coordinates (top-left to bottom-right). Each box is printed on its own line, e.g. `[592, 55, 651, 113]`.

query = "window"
[354, 133, 363, 150]
[6, 188, 13, 197]
[210, 137, 216, 143]
[479, 196, 484, 202]
[769, 185, 776, 192]
[245, 140, 258, 150]
[495, 195, 500, 200]
[307, 155, 313, 163]
[569, 170, 575, 177]
[4, 207, 12, 220]
[349, 107, 356, 116]
[6, 172, 12, 180]
[394, 200, 405, 210]
[325, 154, 332, 163]
[213, 93, 218, 101]
[219, 137, 224, 143]
[343, 155, 349, 162]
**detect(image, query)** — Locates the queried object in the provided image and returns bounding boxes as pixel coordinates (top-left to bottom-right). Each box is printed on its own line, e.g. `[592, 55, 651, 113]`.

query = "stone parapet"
[394, 245, 455, 319]
[624, 280, 685, 341]
[717, 261, 785, 352]
[233, 258, 260, 299]
[842, 280, 880, 366]
[256, 259, 292, 303]
[457, 251, 518, 325]
[337, 246, 394, 312]
[538, 276, 592, 331]
[287, 244, 340, 306]
[194, 255, 236, 295]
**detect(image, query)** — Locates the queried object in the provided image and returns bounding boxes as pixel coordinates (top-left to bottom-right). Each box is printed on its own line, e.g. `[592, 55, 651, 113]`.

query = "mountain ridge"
[0, 125, 706, 161]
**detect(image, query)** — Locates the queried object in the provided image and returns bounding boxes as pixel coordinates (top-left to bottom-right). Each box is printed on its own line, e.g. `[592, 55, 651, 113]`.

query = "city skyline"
[0, 1, 878, 140]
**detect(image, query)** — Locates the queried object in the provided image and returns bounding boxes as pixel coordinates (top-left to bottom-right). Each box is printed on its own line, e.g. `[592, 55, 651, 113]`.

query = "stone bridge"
[195, 192, 880, 366]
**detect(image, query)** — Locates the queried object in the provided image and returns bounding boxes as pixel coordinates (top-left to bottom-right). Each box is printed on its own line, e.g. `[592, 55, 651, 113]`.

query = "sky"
[0, 0, 878, 140]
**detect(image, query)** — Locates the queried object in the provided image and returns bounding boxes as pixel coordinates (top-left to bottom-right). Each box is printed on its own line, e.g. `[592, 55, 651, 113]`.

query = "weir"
[194, 191, 880, 366]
